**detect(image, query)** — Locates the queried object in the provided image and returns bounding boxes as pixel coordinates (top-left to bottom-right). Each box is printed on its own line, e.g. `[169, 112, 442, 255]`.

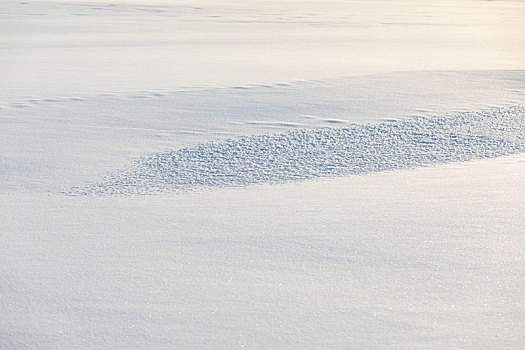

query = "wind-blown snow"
[69, 106, 524, 195]
[2, 0, 525, 348]
[4, 70, 522, 195]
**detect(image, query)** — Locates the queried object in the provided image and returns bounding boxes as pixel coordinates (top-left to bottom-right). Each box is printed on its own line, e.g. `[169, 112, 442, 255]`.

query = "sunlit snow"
[1, 0, 524, 348]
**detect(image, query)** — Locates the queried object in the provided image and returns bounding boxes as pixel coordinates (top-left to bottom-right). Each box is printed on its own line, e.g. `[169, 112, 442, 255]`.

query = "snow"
[2, 156, 524, 348]
[68, 106, 525, 195]
[2, 70, 524, 194]
[1, 0, 524, 348]
[2, 0, 524, 101]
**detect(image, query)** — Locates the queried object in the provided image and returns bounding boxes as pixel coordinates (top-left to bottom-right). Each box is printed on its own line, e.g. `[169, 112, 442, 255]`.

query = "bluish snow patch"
[68, 106, 524, 196]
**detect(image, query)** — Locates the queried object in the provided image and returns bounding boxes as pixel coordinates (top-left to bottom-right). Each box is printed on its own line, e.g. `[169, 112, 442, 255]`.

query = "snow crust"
[69, 106, 524, 195]
[3, 70, 523, 194]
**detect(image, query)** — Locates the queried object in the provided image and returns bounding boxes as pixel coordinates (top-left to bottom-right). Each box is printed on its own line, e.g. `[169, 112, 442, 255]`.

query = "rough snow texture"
[68, 105, 524, 196]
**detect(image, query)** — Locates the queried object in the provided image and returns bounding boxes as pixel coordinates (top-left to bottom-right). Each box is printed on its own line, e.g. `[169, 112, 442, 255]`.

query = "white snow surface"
[69, 106, 525, 196]
[2, 70, 525, 194]
[2, 157, 525, 349]
[2, 0, 524, 101]
[1, 0, 525, 348]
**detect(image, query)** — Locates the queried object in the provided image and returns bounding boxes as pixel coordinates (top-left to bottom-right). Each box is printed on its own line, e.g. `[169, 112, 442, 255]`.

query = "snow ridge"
[68, 106, 524, 196]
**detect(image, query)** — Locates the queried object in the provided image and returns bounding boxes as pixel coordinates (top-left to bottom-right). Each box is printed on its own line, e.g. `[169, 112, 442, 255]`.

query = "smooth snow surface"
[1, 0, 525, 348]
[2, 0, 524, 101]
[2, 156, 525, 349]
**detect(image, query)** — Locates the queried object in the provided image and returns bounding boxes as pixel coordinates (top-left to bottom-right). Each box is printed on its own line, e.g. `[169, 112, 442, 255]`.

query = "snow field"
[2, 0, 525, 348]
